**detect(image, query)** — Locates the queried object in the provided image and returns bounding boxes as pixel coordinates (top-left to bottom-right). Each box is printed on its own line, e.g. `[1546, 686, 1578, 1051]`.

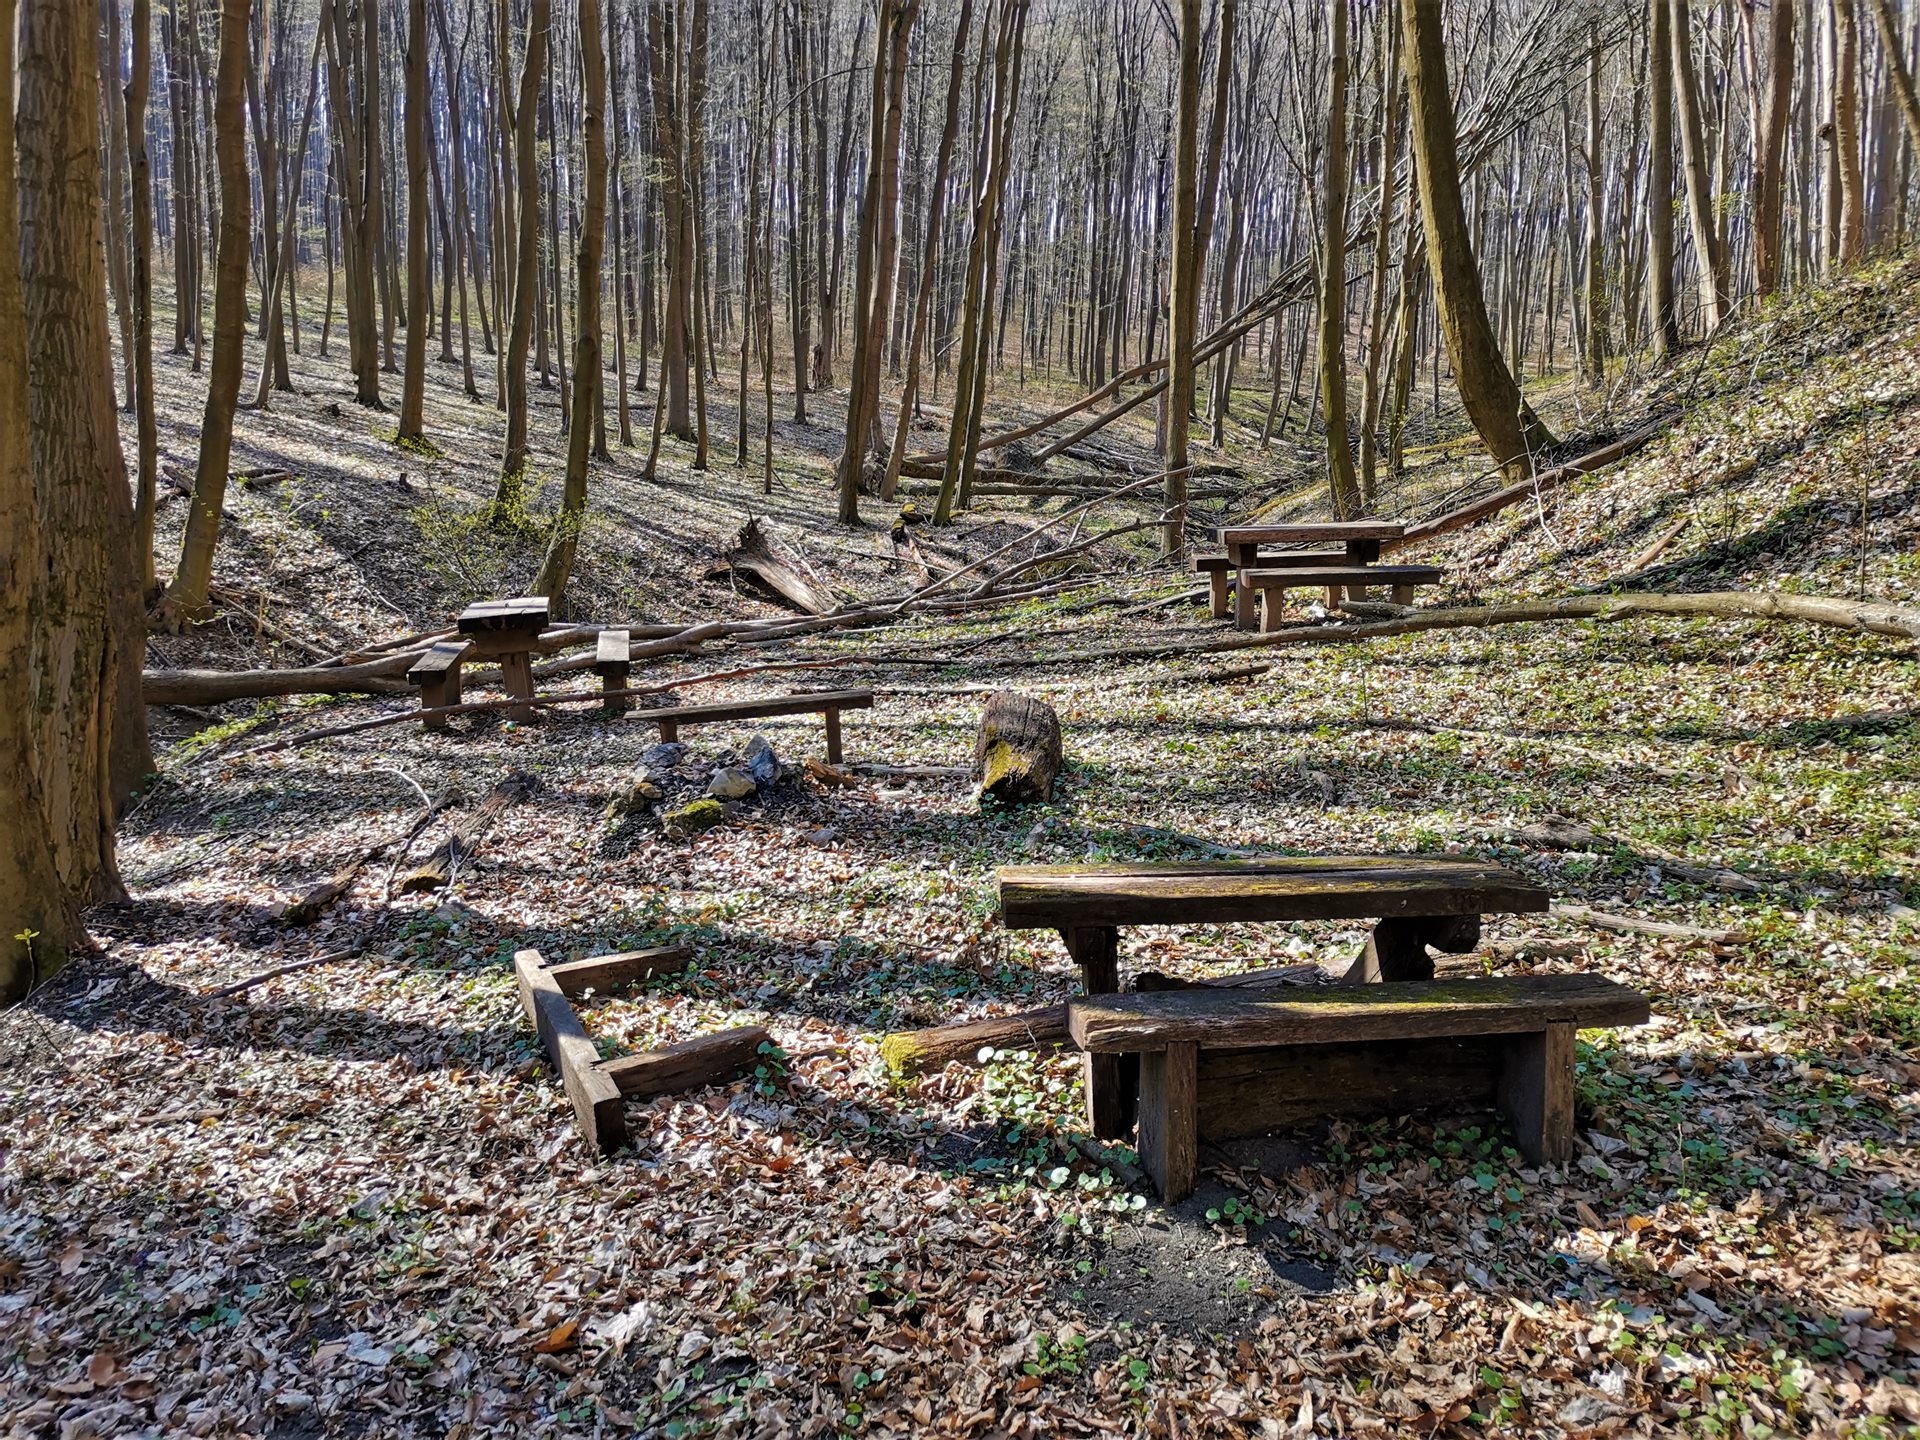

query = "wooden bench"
[643, 688, 874, 764]
[1068, 976, 1650, 1200]
[997, 856, 1550, 1137]
[1240, 563, 1443, 631]
[406, 640, 472, 730]
[593, 629, 631, 713]
[1219, 521, 1406, 627]
[1190, 550, 1342, 620]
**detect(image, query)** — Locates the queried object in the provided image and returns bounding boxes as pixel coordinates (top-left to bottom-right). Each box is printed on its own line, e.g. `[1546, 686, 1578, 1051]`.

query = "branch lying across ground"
[1018, 590, 1920, 664]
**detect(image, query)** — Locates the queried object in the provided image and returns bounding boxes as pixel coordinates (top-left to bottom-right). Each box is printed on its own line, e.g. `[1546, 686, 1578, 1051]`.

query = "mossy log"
[976, 690, 1063, 805]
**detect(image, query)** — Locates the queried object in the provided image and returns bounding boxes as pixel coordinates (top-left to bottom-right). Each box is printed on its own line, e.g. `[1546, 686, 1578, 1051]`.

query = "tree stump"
[976, 691, 1063, 805]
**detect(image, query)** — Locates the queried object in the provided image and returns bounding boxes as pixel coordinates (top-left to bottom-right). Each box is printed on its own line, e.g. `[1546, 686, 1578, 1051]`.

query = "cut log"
[399, 771, 537, 893]
[977, 691, 1063, 805]
[716, 517, 836, 615]
[597, 1025, 771, 1098]
[1552, 903, 1748, 946]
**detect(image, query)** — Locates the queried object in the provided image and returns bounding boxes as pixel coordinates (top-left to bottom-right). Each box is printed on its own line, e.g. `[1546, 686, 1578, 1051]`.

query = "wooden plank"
[1240, 565, 1444, 587]
[594, 628, 631, 669]
[646, 688, 874, 726]
[597, 1025, 770, 1098]
[514, 949, 627, 1154]
[1138, 1041, 1199, 1202]
[543, 945, 690, 997]
[1498, 1021, 1575, 1165]
[1221, 521, 1406, 545]
[1067, 975, 1649, 1053]
[407, 639, 471, 681]
[458, 597, 551, 633]
[1194, 1036, 1500, 1138]
[999, 858, 1548, 929]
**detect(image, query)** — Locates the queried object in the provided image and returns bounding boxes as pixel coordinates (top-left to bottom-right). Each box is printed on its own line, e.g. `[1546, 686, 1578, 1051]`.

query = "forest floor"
[3, 260, 1918, 1439]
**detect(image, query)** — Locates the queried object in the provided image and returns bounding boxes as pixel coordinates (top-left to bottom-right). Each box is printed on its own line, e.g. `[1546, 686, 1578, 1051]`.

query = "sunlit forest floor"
[3, 260, 1917, 1437]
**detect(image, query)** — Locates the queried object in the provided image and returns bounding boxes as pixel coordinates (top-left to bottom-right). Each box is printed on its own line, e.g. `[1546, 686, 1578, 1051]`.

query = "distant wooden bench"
[1240, 563, 1443, 631]
[643, 688, 874, 764]
[407, 640, 472, 730]
[593, 629, 631, 713]
[1068, 976, 1650, 1200]
[997, 856, 1550, 1137]
[1190, 550, 1342, 619]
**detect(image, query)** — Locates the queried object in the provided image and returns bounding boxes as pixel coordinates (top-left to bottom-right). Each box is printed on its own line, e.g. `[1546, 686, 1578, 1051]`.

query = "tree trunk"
[1831, 0, 1865, 265]
[1162, 0, 1203, 555]
[157, 0, 252, 626]
[17, 0, 150, 904]
[0, 0, 73, 1000]
[1318, 0, 1360, 518]
[494, 0, 551, 502]
[1581, 26, 1609, 383]
[1645, 0, 1678, 353]
[1669, 0, 1730, 329]
[1400, 0, 1555, 480]
[533, 0, 607, 606]
[396, 0, 430, 438]
[1869, 0, 1920, 155]
[976, 690, 1062, 805]
[125, 0, 159, 599]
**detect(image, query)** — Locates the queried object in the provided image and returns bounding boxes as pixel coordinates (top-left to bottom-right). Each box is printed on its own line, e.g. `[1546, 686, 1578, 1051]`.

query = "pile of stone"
[606, 735, 787, 838]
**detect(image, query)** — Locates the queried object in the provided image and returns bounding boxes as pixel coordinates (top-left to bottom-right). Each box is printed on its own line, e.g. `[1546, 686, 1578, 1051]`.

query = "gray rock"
[606, 773, 666, 818]
[708, 767, 758, 800]
[743, 734, 781, 784]
[641, 741, 689, 769]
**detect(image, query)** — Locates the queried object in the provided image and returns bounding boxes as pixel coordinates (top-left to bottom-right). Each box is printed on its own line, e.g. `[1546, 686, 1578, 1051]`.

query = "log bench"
[642, 688, 874, 764]
[593, 629, 631, 713]
[1067, 976, 1650, 1200]
[996, 856, 1550, 1137]
[406, 640, 471, 729]
[1240, 563, 1443, 632]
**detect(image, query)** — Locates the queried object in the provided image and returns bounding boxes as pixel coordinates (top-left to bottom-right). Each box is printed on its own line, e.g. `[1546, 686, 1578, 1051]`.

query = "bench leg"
[1233, 575, 1256, 630]
[823, 708, 844, 764]
[419, 678, 449, 731]
[1207, 568, 1231, 620]
[1340, 914, 1480, 984]
[601, 664, 630, 714]
[1258, 589, 1287, 634]
[499, 651, 536, 722]
[1062, 926, 1134, 1139]
[658, 719, 679, 745]
[1390, 584, 1414, 606]
[1325, 584, 1344, 609]
[1138, 1040, 1199, 1202]
[1499, 1022, 1575, 1166]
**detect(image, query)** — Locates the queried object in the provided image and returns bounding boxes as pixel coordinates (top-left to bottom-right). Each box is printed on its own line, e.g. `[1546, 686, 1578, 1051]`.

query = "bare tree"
[1317, 0, 1361, 518]
[397, 0, 431, 439]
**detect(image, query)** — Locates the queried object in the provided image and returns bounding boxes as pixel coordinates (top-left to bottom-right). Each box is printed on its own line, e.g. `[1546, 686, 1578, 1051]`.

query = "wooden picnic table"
[456, 595, 551, 721]
[1218, 520, 1408, 628]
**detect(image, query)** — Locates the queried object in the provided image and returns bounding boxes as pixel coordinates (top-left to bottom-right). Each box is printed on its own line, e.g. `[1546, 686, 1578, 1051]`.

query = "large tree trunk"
[1161, 0, 1202, 555]
[1400, 0, 1555, 480]
[1831, 0, 1866, 265]
[157, 0, 252, 627]
[1743, 0, 1795, 297]
[396, 0, 430, 439]
[1669, 0, 1730, 329]
[17, 0, 150, 905]
[836, 0, 919, 525]
[533, 0, 607, 606]
[493, 0, 550, 502]
[1317, 0, 1360, 518]
[0, 0, 73, 1000]
[1645, 0, 1677, 353]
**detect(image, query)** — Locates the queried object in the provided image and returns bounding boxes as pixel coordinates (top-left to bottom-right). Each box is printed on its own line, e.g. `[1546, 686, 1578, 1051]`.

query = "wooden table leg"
[1138, 1040, 1198, 1201]
[824, 708, 844, 764]
[1229, 545, 1258, 630]
[1341, 914, 1480, 984]
[499, 650, 536, 722]
[1499, 1022, 1574, 1165]
[1207, 568, 1231, 620]
[1062, 925, 1134, 1139]
[1258, 588, 1286, 633]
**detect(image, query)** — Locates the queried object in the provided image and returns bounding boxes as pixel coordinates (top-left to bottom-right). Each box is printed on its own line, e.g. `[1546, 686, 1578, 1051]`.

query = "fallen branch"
[1552, 903, 1747, 947]
[400, 771, 538, 893]
[200, 946, 361, 1000]
[1024, 590, 1920, 664]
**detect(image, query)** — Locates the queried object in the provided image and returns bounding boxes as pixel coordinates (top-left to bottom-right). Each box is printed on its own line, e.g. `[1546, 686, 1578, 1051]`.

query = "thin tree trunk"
[126, 0, 159, 598]
[1670, 0, 1731, 328]
[494, 0, 551, 503]
[1318, 0, 1360, 519]
[1832, 0, 1865, 264]
[396, 0, 430, 438]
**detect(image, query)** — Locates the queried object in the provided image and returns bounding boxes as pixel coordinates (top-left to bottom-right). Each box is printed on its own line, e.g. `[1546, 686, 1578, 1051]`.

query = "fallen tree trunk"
[1385, 421, 1664, 550]
[715, 518, 836, 615]
[1026, 590, 1920, 665]
[400, 771, 538, 893]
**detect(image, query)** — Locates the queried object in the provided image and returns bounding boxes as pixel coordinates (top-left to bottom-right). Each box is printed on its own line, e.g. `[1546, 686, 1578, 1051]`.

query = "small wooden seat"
[406, 640, 472, 730]
[1068, 976, 1650, 1200]
[645, 688, 874, 764]
[593, 629, 632, 713]
[1240, 563, 1443, 631]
